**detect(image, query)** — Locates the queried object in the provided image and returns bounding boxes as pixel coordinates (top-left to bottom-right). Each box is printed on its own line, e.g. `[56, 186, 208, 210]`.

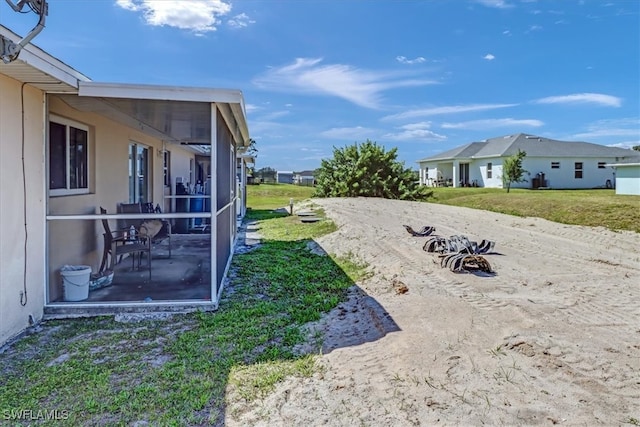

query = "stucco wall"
[519, 157, 617, 189]
[0, 75, 47, 346]
[420, 156, 621, 189]
[614, 165, 640, 195]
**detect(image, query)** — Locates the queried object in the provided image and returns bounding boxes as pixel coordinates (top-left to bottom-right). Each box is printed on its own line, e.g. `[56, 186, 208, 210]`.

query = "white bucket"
[60, 265, 91, 301]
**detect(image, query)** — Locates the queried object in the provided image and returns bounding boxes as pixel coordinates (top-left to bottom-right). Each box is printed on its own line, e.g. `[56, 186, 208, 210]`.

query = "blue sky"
[2, 0, 638, 172]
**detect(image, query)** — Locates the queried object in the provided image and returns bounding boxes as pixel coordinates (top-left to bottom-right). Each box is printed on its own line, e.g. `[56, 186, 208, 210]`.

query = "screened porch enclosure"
[44, 85, 249, 311]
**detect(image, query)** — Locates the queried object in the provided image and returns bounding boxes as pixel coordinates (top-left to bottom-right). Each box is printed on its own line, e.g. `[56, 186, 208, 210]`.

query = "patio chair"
[99, 207, 151, 278]
[117, 202, 171, 258]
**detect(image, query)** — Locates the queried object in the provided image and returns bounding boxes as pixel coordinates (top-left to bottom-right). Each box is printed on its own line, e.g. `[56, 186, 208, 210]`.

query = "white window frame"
[163, 150, 171, 187]
[49, 114, 90, 197]
[129, 141, 151, 204]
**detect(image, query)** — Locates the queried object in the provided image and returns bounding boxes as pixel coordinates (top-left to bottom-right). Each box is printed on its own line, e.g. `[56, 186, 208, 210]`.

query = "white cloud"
[228, 12, 255, 29]
[383, 122, 446, 141]
[400, 121, 434, 130]
[253, 58, 438, 109]
[483, 54, 496, 60]
[526, 24, 543, 32]
[476, 0, 515, 9]
[534, 93, 622, 107]
[441, 118, 544, 130]
[503, 29, 512, 36]
[396, 56, 427, 65]
[115, 0, 232, 33]
[257, 110, 290, 121]
[320, 126, 379, 140]
[569, 118, 639, 141]
[607, 141, 638, 149]
[382, 103, 517, 121]
[571, 128, 640, 139]
[244, 103, 259, 113]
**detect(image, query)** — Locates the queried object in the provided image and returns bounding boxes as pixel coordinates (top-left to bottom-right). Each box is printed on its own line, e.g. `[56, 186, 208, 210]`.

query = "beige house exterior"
[0, 25, 251, 346]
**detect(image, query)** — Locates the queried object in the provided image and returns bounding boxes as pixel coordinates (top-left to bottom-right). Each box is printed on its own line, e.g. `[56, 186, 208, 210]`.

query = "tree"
[632, 145, 640, 151]
[313, 140, 432, 201]
[501, 149, 528, 193]
[245, 138, 258, 156]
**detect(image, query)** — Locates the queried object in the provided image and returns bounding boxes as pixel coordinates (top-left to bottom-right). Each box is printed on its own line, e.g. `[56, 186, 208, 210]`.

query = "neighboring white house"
[0, 25, 251, 346]
[293, 170, 316, 186]
[417, 133, 639, 190]
[277, 171, 294, 184]
[606, 159, 640, 195]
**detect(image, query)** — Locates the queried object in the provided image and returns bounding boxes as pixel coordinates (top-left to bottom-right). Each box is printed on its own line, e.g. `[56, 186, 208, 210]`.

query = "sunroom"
[46, 83, 250, 314]
[1, 24, 251, 320]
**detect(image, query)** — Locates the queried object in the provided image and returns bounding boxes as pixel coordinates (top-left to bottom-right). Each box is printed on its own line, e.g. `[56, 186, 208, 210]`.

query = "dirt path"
[227, 197, 640, 426]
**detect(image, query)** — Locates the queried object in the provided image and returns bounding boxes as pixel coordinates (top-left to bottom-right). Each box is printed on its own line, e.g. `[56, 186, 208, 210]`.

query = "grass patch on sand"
[429, 188, 640, 233]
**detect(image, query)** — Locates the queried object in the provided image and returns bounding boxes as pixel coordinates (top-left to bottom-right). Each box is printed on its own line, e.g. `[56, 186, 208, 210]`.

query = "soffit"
[0, 26, 86, 93]
[56, 82, 250, 154]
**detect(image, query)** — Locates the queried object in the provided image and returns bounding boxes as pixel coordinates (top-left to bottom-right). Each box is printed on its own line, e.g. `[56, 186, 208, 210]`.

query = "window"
[487, 162, 492, 179]
[598, 162, 606, 169]
[129, 143, 150, 203]
[574, 162, 583, 179]
[49, 116, 89, 195]
[551, 162, 560, 169]
[163, 150, 171, 187]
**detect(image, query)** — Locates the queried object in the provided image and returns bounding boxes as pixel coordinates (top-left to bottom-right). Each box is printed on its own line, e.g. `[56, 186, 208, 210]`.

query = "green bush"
[313, 140, 432, 201]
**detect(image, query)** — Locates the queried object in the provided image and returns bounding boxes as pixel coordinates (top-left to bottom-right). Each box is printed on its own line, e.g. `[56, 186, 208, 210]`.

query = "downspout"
[19, 83, 29, 306]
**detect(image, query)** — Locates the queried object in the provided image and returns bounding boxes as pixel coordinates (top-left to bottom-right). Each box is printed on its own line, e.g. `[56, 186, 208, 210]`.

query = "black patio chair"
[99, 207, 151, 278]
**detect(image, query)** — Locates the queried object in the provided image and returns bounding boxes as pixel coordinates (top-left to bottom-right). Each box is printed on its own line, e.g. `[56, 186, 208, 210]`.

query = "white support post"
[210, 104, 218, 306]
[452, 160, 459, 188]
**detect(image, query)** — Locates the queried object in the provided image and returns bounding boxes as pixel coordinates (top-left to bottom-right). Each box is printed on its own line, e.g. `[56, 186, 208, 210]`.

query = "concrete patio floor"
[79, 233, 213, 303]
[43, 219, 261, 321]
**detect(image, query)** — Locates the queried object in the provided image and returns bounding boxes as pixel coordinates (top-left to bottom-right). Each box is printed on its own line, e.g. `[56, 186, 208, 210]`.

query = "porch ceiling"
[58, 94, 214, 145]
[56, 81, 250, 153]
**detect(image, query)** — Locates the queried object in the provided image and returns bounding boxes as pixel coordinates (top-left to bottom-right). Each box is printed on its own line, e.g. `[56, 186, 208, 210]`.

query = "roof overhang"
[67, 81, 250, 152]
[0, 25, 87, 92]
[237, 152, 255, 165]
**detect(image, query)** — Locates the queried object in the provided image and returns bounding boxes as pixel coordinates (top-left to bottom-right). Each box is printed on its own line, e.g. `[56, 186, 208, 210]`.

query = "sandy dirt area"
[227, 197, 640, 426]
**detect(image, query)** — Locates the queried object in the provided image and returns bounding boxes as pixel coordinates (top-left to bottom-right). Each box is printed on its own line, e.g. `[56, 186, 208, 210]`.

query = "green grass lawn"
[428, 187, 640, 233]
[0, 196, 365, 426]
[247, 183, 315, 210]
